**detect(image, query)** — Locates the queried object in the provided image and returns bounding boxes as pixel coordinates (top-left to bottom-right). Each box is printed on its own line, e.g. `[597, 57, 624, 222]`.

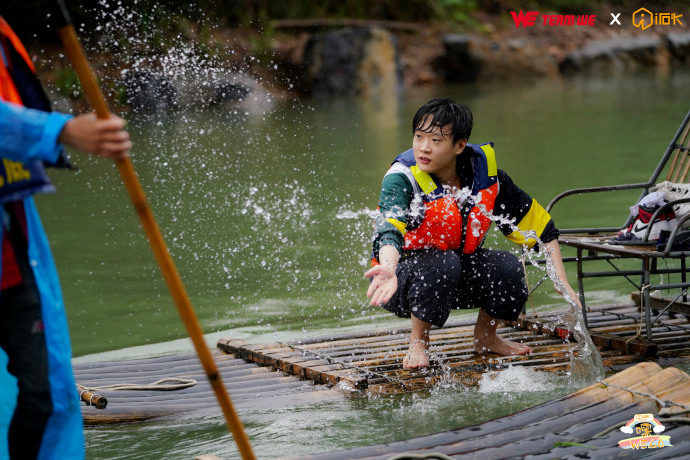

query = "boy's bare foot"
[474, 335, 531, 356]
[402, 339, 430, 368]
[404, 315, 432, 369]
[473, 309, 531, 356]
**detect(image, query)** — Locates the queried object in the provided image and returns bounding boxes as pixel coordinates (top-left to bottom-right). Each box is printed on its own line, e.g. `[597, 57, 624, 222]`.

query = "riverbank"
[397, 7, 688, 86]
[26, 3, 689, 113]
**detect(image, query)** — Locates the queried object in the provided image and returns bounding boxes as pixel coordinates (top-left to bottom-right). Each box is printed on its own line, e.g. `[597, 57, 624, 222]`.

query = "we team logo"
[618, 414, 672, 450]
[510, 10, 596, 28]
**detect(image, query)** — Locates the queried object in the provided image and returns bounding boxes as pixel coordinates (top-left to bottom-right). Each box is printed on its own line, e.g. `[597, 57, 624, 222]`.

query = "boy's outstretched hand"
[365, 264, 398, 306]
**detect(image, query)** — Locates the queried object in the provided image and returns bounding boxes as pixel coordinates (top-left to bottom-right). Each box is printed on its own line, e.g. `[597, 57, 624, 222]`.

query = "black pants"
[382, 248, 529, 327]
[1, 237, 52, 459]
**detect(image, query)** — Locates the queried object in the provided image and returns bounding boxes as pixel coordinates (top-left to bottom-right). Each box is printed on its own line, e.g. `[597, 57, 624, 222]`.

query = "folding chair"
[546, 109, 690, 341]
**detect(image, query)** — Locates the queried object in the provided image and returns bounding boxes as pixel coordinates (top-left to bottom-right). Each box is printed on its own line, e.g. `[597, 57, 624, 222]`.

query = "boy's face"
[413, 116, 466, 180]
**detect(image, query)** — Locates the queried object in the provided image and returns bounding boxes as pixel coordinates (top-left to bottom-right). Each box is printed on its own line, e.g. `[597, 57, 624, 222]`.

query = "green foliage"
[54, 67, 82, 100]
[434, 0, 478, 24]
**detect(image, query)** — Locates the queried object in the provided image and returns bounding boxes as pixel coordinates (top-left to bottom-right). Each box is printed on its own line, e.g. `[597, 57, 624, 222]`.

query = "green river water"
[33, 68, 690, 458]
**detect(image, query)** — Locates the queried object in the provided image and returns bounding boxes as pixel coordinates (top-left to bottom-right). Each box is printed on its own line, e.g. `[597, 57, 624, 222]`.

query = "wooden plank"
[83, 407, 184, 424]
[297, 335, 408, 352]
[632, 291, 690, 316]
[341, 338, 566, 371]
[589, 331, 658, 356]
[82, 386, 342, 426]
[512, 310, 662, 356]
[74, 354, 243, 376]
[88, 380, 315, 404]
[212, 304, 690, 395]
[74, 351, 235, 371]
[558, 235, 660, 258]
[302, 364, 349, 386]
[291, 359, 339, 379]
[360, 350, 594, 394]
[659, 342, 690, 352]
[284, 318, 477, 347]
[73, 363, 263, 382]
[216, 337, 248, 355]
[316, 369, 368, 390]
[273, 354, 323, 375]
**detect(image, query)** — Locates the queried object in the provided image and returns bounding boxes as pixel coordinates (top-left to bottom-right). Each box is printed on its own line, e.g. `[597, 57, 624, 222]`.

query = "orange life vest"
[0, 16, 34, 104]
[386, 143, 499, 254]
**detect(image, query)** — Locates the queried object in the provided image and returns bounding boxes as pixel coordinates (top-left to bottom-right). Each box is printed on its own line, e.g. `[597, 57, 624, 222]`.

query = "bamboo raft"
[75, 350, 342, 425]
[278, 361, 690, 459]
[77, 297, 690, 424]
[217, 300, 690, 394]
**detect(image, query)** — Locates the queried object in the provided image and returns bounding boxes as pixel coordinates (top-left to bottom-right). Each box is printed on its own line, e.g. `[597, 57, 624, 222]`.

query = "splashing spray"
[463, 186, 605, 384]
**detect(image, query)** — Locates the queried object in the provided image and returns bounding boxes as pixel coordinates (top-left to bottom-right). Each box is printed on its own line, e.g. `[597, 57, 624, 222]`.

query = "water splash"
[370, 184, 605, 384]
[463, 186, 605, 383]
[335, 207, 378, 220]
[57, 1, 277, 117]
[478, 365, 563, 394]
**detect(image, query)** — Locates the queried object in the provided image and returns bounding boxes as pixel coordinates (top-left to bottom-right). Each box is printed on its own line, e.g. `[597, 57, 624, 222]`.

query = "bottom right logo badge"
[619, 413, 672, 449]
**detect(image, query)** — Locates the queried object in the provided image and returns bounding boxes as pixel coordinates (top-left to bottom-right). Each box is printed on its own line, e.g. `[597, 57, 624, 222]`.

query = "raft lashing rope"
[77, 378, 198, 409]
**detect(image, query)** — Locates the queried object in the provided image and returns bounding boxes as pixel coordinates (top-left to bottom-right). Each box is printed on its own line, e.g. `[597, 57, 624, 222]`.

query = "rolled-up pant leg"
[380, 248, 528, 327]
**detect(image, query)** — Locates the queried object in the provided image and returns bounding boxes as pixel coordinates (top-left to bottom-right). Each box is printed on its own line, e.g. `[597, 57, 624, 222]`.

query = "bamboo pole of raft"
[77, 386, 108, 409]
[51, 2, 256, 458]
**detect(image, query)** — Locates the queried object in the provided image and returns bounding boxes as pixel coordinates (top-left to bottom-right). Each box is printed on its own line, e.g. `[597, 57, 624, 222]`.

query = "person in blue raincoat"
[0, 16, 131, 459]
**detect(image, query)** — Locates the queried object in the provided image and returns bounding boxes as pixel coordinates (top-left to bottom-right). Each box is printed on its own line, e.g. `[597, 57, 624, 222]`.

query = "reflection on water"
[37, 67, 690, 457]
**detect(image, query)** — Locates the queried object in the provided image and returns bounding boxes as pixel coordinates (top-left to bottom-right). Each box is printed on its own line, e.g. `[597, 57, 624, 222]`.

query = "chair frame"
[545, 109, 690, 341]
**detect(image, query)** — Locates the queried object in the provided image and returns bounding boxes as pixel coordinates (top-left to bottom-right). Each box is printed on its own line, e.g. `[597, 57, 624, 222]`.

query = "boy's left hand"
[365, 264, 398, 306]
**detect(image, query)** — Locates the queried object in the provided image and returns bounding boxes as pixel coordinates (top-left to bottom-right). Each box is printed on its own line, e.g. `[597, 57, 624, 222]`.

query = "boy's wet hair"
[412, 98, 473, 144]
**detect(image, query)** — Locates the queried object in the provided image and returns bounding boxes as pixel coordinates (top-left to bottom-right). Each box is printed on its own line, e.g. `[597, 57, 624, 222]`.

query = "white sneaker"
[653, 181, 690, 223]
[619, 204, 674, 241]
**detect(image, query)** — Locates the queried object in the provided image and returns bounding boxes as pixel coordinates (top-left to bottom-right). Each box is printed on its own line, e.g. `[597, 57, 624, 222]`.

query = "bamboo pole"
[51, 2, 255, 458]
[77, 385, 108, 409]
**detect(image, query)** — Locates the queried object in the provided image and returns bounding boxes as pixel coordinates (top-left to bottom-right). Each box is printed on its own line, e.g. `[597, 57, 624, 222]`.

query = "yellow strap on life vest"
[409, 165, 437, 196]
[386, 218, 407, 235]
[506, 198, 551, 248]
[480, 144, 498, 177]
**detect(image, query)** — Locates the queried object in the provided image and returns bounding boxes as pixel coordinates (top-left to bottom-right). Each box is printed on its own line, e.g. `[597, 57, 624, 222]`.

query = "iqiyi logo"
[632, 8, 683, 30]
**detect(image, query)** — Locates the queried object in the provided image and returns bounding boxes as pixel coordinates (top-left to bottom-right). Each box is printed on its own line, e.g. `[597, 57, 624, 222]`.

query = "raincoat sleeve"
[0, 100, 72, 163]
[372, 172, 413, 261]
